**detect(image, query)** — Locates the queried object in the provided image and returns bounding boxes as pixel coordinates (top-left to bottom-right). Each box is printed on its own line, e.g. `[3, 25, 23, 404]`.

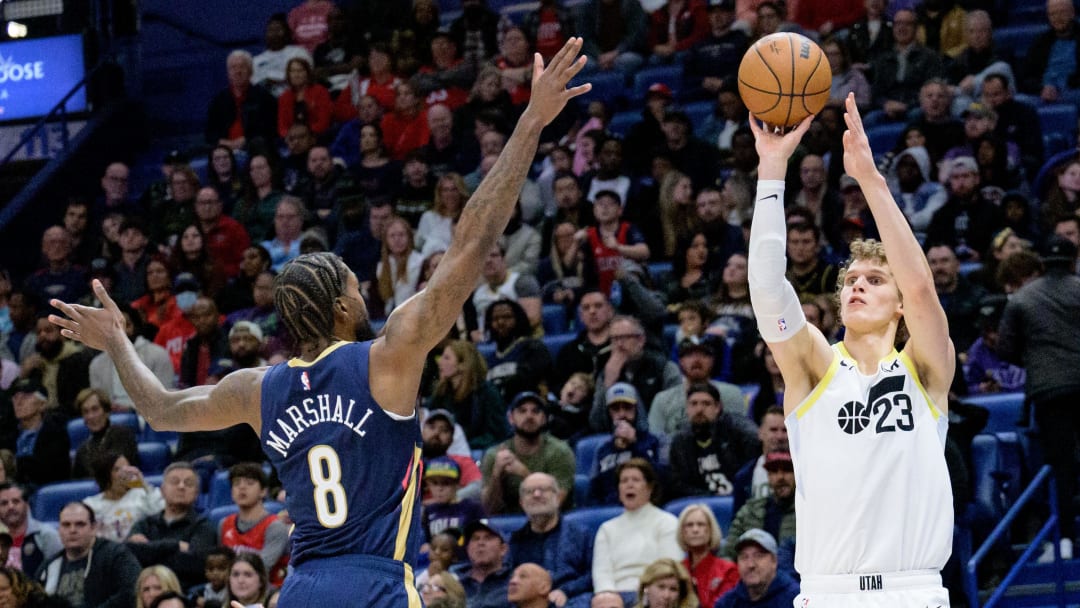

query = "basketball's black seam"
[784, 33, 795, 128]
[801, 49, 826, 115]
[748, 42, 783, 113]
[737, 82, 829, 97]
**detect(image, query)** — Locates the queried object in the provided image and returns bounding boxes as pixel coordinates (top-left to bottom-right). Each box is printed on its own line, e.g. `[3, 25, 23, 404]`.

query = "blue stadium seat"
[647, 261, 674, 284]
[682, 101, 714, 130]
[574, 434, 610, 476]
[207, 500, 285, 529]
[739, 384, 761, 412]
[485, 514, 527, 538]
[663, 324, 679, 350]
[608, 111, 640, 137]
[477, 342, 497, 366]
[208, 469, 233, 509]
[993, 24, 1049, 63]
[631, 65, 685, 103]
[663, 495, 735, 531]
[970, 433, 1025, 536]
[32, 480, 100, 522]
[137, 442, 171, 475]
[67, 413, 140, 447]
[542, 333, 577, 359]
[866, 122, 906, 159]
[564, 505, 623, 537]
[471, 449, 486, 466]
[144, 474, 164, 488]
[572, 70, 627, 110]
[542, 304, 570, 335]
[957, 262, 982, 278]
[963, 392, 1026, 433]
[573, 473, 591, 507]
[1038, 104, 1078, 137]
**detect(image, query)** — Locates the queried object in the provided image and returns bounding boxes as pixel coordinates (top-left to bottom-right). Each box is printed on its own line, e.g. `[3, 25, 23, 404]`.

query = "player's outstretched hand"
[841, 92, 877, 181]
[526, 37, 591, 127]
[748, 113, 812, 165]
[47, 279, 126, 352]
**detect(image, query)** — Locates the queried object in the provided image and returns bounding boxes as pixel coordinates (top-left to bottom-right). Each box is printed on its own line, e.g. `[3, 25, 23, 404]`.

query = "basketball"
[737, 32, 832, 129]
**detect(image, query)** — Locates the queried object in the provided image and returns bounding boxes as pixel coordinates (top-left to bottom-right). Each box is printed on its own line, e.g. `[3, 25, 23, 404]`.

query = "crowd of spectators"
[2, 0, 1080, 605]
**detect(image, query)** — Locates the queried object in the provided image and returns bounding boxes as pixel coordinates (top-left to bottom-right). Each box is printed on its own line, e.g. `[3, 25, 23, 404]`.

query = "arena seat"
[647, 261, 673, 284]
[573, 473, 591, 507]
[542, 333, 578, 359]
[32, 480, 100, 522]
[630, 65, 684, 103]
[608, 110, 641, 136]
[477, 342, 497, 366]
[663, 495, 735, 531]
[137, 442, 172, 475]
[563, 505, 623, 537]
[963, 392, 1026, 434]
[1038, 104, 1078, 138]
[866, 122, 906, 160]
[144, 474, 164, 488]
[485, 514, 527, 538]
[663, 324, 679, 350]
[207, 500, 285, 529]
[574, 434, 609, 476]
[542, 304, 570, 335]
[683, 101, 714, 130]
[67, 412, 140, 447]
[970, 433, 1025, 537]
[993, 24, 1048, 63]
[572, 70, 627, 110]
[208, 469, 233, 509]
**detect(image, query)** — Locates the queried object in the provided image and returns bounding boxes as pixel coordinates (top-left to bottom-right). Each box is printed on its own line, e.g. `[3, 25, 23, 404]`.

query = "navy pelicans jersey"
[259, 340, 424, 568]
[786, 344, 953, 576]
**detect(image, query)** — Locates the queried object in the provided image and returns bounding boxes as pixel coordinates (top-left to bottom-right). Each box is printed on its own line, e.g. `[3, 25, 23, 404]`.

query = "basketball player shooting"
[746, 93, 955, 607]
[47, 38, 591, 608]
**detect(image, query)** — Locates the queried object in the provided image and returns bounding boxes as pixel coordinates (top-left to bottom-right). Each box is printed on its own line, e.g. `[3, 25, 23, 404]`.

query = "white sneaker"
[1035, 538, 1073, 563]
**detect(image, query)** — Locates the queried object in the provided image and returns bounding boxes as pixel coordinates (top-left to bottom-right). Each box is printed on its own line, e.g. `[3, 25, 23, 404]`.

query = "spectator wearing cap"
[8, 375, 70, 486]
[623, 84, 673, 176]
[208, 321, 268, 382]
[422, 408, 483, 503]
[508, 472, 593, 607]
[648, 339, 746, 438]
[722, 452, 795, 562]
[206, 49, 278, 151]
[178, 296, 227, 388]
[422, 456, 485, 545]
[0, 482, 61, 575]
[451, 520, 512, 608]
[194, 187, 251, 279]
[714, 529, 799, 608]
[113, 217, 152, 305]
[24, 225, 89, 308]
[685, 0, 748, 99]
[481, 392, 575, 515]
[575, 0, 647, 75]
[998, 235, 1080, 561]
[589, 383, 661, 505]
[885, 145, 947, 242]
[925, 242, 987, 352]
[965, 295, 1026, 394]
[667, 382, 760, 500]
[659, 110, 720, 189]
[579, 190, 650, 298]
[926, 156, 1005, 261]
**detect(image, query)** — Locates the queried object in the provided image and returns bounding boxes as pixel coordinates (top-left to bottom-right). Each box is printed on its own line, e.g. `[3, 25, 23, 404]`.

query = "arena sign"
[0, 34, 86, 122]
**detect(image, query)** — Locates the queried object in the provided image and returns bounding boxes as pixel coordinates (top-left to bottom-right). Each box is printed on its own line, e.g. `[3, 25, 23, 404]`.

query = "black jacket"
[127, 510, 218, 589]
[37, 538, 141, 608]
[668, 413, 761, 500]
[15, 412, 71, 486]
[205, 84, 278, 147]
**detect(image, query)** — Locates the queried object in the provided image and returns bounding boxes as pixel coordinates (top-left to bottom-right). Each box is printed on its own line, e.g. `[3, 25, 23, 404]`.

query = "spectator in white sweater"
[84, 451, 165, 542]
[592, 458, 682, 606]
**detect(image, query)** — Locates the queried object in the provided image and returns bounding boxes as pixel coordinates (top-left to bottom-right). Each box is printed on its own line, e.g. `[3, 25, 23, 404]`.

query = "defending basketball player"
[47, 39, 591, 608]
[746, 92, 955, 607]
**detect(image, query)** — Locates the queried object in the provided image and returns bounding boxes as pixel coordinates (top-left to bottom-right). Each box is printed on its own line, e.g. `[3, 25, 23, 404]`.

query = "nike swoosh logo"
[759, 194, 778, 202]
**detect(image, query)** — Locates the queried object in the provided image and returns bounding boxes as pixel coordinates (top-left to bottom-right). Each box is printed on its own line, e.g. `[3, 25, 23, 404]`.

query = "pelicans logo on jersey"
[835, 375, 913, 435]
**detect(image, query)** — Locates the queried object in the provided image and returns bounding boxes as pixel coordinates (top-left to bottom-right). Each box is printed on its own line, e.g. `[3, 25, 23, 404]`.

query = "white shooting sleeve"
[747, 180, 806, 342]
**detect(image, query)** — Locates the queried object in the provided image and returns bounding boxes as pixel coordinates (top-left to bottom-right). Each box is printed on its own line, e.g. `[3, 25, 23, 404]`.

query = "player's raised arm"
[840, 93, 954, 405]
[48, 282, 262, 432]
[375, 39, 590, 357]
[746, 115, 834, 412]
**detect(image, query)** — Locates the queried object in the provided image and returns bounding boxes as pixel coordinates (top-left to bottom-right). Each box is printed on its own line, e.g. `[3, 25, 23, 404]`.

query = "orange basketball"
[737, 33, 832, 128]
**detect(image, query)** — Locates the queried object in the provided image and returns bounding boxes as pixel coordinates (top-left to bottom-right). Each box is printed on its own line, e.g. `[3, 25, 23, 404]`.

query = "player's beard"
[355, 317, 375, 341]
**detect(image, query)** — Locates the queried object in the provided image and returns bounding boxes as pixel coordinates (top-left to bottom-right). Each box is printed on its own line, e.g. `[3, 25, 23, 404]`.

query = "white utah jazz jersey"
[787, 344, 953, 576]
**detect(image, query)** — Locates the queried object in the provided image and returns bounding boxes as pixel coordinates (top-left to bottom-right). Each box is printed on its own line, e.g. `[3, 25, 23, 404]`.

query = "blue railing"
[965, 465, 1067, 607]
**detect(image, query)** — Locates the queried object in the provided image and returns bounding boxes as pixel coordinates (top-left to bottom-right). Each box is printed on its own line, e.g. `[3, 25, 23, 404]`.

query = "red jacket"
[648, 0, 710, 52]
[204, 216, 251, 278]
[381, 109, 431, 160]
[277, 83, 333, 137]
[684, 553, 739, 608]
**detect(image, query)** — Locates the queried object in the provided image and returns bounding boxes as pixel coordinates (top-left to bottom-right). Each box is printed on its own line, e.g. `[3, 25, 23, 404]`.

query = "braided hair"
[274, 252, 351, 347]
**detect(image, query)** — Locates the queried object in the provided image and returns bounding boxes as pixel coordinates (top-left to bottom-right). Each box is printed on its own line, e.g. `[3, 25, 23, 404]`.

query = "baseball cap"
[647, 83, 673, 100]
[944, 156, 979, 179]
[424, 456, 461, 481]
[962, 102, 995, 120]
[426, 408, 456, 426]
[734, 528, 778, 555]
[173, 272, 201, 293]
[508, 391, 548, 414]
[838, 174, 860, 192]
[605, 382, 640, 407]
[464, 519, 508, 544]
[708, 0, 736, 10]
[1040, 234, 1078, 264]
[229, 321, 264, 342]
[762, 450, 794, 472]
[677, 339, 715, 358]
[11, 375, 47, 400]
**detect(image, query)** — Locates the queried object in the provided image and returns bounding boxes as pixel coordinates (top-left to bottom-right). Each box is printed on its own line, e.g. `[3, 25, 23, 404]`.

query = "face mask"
[176, 291, 198, 312]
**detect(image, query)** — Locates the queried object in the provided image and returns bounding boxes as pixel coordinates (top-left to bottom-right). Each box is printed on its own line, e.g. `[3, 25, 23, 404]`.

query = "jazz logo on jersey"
[836, 375, 914, 435]
[777, 318, 787, 332]
[301, 371, 311, 391]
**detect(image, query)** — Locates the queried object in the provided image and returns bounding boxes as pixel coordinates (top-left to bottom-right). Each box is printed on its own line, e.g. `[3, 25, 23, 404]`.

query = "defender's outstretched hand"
[48, 279, 126, 352]
[526, 37, 591, 127]
[841, 92, 877, 181]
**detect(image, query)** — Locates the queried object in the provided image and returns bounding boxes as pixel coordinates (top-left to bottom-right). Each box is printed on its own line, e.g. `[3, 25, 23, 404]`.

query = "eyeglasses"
[520, 486, 557, 496]
[610, 333, 643, 342]
[419, 584, 446, 593]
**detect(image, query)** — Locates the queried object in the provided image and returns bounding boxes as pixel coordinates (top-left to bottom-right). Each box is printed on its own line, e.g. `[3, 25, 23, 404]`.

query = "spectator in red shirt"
[494, 27, 535, 107]
[335, 43, 402, 120]
[193, 186, 251, 279]
[287, 0, 334, 54]
[678, 503, 739, 608]
[381, 80, 431, 160]
[277, 57, 332, 138]
[131, 255, 182, 332]
[647, 0, 710, 64]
